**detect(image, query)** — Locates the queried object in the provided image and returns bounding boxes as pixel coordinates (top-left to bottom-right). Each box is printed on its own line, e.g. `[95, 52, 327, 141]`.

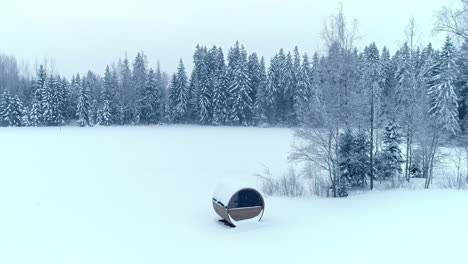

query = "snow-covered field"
[1, 126, 467, 264]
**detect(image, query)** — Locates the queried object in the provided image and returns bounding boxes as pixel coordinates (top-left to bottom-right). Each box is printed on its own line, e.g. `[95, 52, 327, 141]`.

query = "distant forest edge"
[0, 1, 466, 130]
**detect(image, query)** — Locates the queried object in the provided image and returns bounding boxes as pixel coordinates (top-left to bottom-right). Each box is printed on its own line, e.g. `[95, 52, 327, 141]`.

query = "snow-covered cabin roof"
[213, 182, 260, 208]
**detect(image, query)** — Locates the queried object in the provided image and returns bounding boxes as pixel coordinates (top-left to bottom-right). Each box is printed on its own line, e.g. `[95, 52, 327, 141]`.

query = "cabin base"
[218, 219, 236, 228]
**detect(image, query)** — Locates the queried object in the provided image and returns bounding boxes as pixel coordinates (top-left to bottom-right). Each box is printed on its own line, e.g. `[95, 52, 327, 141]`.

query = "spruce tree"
[31, 65, 48, 124]
[254, 57, 268, 125]
[212, 47, 229, 125]
[197, 47, 213, 124]
[266, 54, 282, 125]
[378, 119, 404, 185]
[0, 91, 23, 127]
[133, 52, 148, 123]
[457, 41, 468, 130]
[77, 80, 91, 127]
[98, 66, 115, 126]
[428, 36, 460, 134]
[296, 54, 313, 123]
[169, 60, 189, 122]
[247, 53, 261, 123]
[139, 68, 161, 124]
[28, 95, 42, 127]
[228, 44, 253, 125]
[119, 56, 133, 125]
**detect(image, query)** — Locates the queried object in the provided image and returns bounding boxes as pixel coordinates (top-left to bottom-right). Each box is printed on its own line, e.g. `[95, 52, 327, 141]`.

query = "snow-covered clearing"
[1, 126, 467, 264]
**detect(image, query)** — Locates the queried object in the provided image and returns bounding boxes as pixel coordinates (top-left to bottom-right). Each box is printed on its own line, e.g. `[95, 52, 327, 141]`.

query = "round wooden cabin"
[212, 184, 265, 227]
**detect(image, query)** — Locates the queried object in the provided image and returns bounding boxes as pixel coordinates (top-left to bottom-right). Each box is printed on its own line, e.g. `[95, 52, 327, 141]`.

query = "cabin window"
[230, 189, 262, 208]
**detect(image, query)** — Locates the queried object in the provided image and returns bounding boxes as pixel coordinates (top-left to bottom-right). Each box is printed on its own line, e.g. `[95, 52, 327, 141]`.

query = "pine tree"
[77, 80, 91, 127]
[428, 36, 460, 134]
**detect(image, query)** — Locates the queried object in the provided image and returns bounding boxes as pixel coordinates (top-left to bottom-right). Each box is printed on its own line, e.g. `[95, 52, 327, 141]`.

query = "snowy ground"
[1, 126, 467, 264]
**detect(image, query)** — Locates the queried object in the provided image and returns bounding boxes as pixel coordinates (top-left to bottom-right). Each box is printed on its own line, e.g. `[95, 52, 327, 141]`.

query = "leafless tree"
[322, 1, 360, 52]
[434, 0, 468, 41]
[405, 16, 422, 54]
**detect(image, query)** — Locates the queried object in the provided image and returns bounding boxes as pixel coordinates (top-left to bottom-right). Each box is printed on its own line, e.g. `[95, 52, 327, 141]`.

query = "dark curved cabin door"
[238, 189, 261, 207]
[228, 189, 263, 221]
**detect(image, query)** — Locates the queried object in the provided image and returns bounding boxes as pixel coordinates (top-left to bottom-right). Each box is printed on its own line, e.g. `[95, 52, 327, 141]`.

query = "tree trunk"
[370, 83, 375, 190]
[404, 125, 413, 183]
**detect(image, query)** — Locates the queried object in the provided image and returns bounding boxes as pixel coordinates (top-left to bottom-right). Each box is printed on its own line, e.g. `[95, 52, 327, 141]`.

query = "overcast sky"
[1, 0, 451, 78]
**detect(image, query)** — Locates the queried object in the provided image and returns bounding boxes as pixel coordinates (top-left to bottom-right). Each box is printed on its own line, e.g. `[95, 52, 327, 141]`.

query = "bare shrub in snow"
[278, 168, 304, 197]
[256, 167, 305, 197]
[302, 162, 329, 197]
[439, 148, 468, 189]
[255, 167, 278, 196]
[439, 174, 468, 189]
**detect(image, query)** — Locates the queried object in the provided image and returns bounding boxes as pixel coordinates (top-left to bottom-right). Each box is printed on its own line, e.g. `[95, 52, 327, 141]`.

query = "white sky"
[1, 0, 451, 78]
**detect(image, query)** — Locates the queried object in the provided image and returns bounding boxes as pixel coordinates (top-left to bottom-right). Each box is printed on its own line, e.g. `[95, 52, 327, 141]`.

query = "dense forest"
[0, 1, 467, 194]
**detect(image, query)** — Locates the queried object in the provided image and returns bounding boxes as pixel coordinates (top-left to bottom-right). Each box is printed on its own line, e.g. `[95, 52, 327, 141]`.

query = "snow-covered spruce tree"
[57, 76, 69, 124]
[228, 44, 253, 125]
[352, 131, 371, 187]
[266, 53, 282, 125]
[428, 36, 460, 134]
[0, 91, 23, 126]
[98, 66, 114, 126]
[457, 41, 468, 131]
[67, 74, 81, 122]
[76, 80, 91, 127]
[119, 56, 134, 125]
[139, 68, 161, 124]
[247, 52, 261, 124]
[169, 59, 189, 123]
[301, 52, 324, 127]
[28, 94, 42, 127]
[197, 47, 213, 124]
[377, 119, 404, 186]
[133, 52, 147, 123]
[254, 57, 268, 125]
[212, 47, 229, 125]
[98, 98, 112, 126]
[29, 65, 48, 125]
[282, 51, 296, 125]
[338, 129, 354, 191]
[291, 46, 302, 124]
[295, 53, 314, 124]
[380, 46, 397, 118]
[42, 76, 64, 126]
